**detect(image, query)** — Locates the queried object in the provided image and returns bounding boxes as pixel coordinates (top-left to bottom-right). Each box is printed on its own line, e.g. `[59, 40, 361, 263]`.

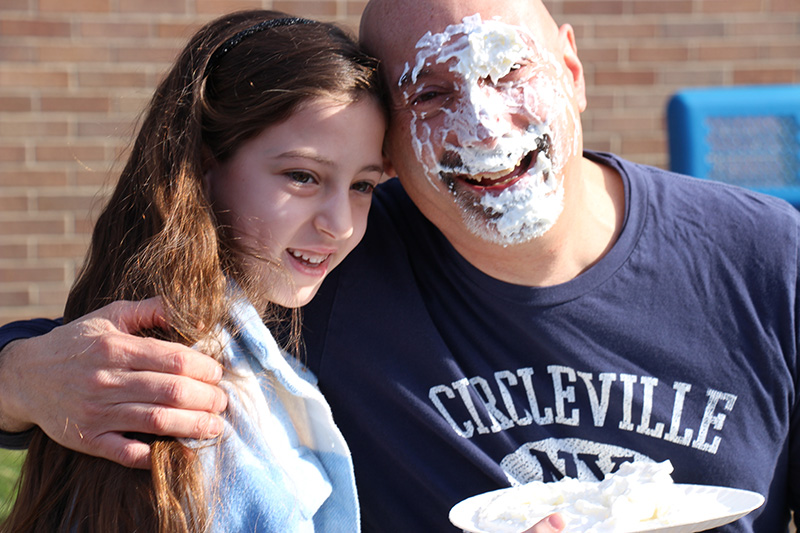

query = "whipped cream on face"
[401, 14, 580, 245]
[473, 461, 728, 533]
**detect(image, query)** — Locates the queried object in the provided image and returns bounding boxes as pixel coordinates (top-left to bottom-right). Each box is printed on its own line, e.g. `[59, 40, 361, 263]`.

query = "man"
[0, 0, 797, 531]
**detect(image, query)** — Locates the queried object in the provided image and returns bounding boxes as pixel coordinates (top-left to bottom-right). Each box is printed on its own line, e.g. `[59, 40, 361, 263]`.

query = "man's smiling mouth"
[439, 133, 552, 191]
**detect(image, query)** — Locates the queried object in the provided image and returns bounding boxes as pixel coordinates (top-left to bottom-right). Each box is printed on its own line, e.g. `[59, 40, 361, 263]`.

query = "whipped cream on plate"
[473, 461, 728, 533]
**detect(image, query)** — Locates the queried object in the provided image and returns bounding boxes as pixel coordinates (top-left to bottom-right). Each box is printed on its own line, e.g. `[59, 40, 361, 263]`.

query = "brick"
[579, 46, 622, 64]
[347, 1, 368, 17]
[733, 68, 799, 84]
[34, 144, 106, 163]
[0, 145, 26, 161]
[771, 0, 800, 11]
[77, 71, 148, 88]
[0, 244, 28, 260]
[1, 170, 69, 187]
[195, 0, 261, 15]
[628, 44, 690, 62]
[79, 21, 152, 39]
[0, 291, 30, 307]
[595, 23, 658, 39]
[115, 46, 181, 64]
[656, 69, 726, 86]
[0, 19, 71, 38]
[41, 95, 111, 113]
[39, 0, 109, 12]
[76, 118, 138, 138]
[633, 1, 692, 14]
[118, 0, 186, 13]
[39, 45, 111, 63]
[0, 195, 28, 211]
[562, 1, 625, 16]
[0, 45, 36, 62]
[0, 218, 65, 236]
[621, 135, 668, 155]
[36, 240, 89, 259]
[663, 21, 725, 38]
[729, 21, 800, 37]
[76, 169, 119, 187]
[156, 22, 203, 39]
[594, 68, 657, 85]
[696, 44, 760, 61]
[273, 1, 338, 17]
[37, 287, 71, 307]
[0, 0, 32, 9]
[0, 120, 69, 138]
[700, 0, 764, 13]
[0, 69, 69, 88]
[760, 43, 800, 60]
[36, 192, 100, 212]
[0, 96, 32, 112]
[0, 265, 65, 283]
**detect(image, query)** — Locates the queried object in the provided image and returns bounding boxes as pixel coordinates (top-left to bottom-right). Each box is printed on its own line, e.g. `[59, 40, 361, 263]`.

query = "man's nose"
[462, 83, 515, 146]
[314, 190, 354, 240]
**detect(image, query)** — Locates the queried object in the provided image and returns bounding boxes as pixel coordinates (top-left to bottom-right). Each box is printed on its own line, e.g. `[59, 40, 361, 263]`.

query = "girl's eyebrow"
[276, 150, 383, 174]
[274, 149, 335, 166]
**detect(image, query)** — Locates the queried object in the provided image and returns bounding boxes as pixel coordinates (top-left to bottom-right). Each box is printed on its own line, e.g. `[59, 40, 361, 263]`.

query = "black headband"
[206, 17, 314, 75]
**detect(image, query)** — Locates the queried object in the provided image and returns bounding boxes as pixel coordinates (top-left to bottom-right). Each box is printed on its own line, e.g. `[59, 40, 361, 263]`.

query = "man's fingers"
[108, 334, 224, 385]
[91, 433, 153, 470]
[108, 297, 169, 335]
[108, 404, 224, 441]
[113, 371, 228, 414]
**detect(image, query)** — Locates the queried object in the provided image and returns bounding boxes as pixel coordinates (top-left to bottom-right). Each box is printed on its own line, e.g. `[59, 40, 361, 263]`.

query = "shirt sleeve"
[0, 317, 63, 449]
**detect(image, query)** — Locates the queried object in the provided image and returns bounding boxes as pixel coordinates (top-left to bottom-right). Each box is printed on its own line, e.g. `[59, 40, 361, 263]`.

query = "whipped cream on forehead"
[409, 13, 532, 86]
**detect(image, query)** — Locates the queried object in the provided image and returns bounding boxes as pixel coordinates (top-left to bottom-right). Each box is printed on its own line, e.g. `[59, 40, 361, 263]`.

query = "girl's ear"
[201, 146, 217, 200]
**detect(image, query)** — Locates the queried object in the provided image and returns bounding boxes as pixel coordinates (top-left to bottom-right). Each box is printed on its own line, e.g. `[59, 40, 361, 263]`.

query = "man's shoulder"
[589, 149, 800, 225]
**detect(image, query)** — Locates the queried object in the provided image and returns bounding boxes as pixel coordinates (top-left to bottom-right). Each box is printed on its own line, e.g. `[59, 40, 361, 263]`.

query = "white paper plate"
[449, 483, 765, 533]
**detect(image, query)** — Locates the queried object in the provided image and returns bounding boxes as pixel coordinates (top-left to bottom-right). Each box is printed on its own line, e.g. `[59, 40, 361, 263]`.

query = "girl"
[1, 10, 385, 532]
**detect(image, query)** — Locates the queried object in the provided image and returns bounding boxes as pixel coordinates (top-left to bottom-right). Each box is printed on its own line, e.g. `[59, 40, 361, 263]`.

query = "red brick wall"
[1, 0, 799, 322]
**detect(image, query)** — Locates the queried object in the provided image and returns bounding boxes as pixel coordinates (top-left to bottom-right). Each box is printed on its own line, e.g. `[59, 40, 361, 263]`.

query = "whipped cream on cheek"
[402, 14, 580, 245]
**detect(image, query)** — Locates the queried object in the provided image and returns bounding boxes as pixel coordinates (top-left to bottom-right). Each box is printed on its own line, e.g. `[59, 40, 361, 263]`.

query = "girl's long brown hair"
[1, 10, 383, 533]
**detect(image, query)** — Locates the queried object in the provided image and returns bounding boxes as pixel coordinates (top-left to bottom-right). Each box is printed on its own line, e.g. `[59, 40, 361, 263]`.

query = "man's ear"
[559, 23, 587, 113]
[383, 153, 397, 179]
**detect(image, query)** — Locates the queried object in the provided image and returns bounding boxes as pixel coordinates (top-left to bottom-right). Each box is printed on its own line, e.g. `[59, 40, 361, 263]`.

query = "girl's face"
[207, 96, 385, 308]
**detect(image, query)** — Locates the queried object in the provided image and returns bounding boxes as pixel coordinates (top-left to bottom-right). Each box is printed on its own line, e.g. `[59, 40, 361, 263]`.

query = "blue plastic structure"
[667, 84, 800, 207]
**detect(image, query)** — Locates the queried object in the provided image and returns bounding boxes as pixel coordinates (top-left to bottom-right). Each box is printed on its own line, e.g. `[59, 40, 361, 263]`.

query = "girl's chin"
[267, 286, 320, 309]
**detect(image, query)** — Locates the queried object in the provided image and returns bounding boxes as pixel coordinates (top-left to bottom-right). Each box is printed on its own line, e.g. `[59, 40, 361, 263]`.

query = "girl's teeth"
[290, 250, 325, 264]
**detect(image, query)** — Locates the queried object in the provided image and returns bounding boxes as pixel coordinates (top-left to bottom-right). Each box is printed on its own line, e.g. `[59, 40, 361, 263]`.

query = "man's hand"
[523, 514, 565, 533]
[0, 298, 227, 469]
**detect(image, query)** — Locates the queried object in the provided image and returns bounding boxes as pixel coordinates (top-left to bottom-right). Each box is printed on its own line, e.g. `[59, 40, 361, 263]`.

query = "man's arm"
[0, 298, 227, 468]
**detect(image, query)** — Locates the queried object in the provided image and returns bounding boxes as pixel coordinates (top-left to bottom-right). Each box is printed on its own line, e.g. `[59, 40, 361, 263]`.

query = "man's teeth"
[471, 167, 516, 183]
[289, 249, 326, 264]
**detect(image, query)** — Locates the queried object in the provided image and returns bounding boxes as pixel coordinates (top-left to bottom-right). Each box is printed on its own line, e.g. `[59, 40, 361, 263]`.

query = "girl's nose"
[314, 191, 354, 240]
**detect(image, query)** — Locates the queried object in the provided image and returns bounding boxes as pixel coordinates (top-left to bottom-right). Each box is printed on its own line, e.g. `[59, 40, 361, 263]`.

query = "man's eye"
[413, 91, 439, 104]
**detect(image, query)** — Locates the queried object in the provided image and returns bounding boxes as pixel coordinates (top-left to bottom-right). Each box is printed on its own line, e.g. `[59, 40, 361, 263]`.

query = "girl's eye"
[285, 170, 316, 184]
[351, 181, 375, 194]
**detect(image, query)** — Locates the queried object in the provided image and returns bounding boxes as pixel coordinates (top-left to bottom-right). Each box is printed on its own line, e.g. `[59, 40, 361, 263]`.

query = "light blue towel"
[190, 300, 360, 532]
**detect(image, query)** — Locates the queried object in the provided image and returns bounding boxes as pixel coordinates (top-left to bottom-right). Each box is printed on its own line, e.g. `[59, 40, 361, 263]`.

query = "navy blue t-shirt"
[301, 151, 800, 532]
[2, 151, 799, 531]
